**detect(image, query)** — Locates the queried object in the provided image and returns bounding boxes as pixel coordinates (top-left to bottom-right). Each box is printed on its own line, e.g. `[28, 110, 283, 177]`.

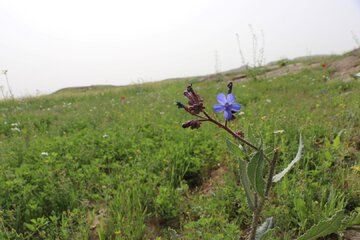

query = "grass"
[0, 55, 359, 239]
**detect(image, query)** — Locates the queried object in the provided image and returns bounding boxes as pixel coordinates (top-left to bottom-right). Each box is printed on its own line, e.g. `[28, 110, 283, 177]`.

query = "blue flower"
[213, 93, 241, 120]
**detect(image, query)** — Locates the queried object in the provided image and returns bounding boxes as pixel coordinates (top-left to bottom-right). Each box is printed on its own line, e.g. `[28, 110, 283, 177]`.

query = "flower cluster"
[177, 82, 241, 130]
[183, 85, 204, 114]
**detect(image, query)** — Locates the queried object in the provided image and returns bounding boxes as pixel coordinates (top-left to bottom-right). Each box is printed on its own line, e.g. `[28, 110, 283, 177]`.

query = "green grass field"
[0, 54, 359, 239]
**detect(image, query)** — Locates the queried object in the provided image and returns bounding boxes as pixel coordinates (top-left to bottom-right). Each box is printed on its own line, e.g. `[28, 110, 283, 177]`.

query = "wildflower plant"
[176, 82, 354, 239]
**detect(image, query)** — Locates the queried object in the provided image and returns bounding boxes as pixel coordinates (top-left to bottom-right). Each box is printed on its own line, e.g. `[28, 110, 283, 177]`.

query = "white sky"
[1, 0, 360, 97]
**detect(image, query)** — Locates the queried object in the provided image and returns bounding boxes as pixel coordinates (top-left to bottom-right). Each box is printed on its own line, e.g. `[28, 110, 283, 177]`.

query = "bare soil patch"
[330, 49, 360, 81]
[201, 165, 228, 196]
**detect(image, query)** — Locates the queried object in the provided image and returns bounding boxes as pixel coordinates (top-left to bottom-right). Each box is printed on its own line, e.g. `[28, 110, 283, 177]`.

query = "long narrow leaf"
[247, 142, 266, 198]
[239, 159, 255, 211]
[298, 210, 345, 240]
[272, 135, 304, 183]
[255, 217, 273, 240]
[225, 139, 254, 210]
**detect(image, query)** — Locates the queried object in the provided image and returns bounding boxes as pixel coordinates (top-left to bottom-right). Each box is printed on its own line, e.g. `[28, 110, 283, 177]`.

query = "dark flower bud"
[182, 120, 202, 129]
[190, 120, 201, 129]
[182, 120, 192, 128]
[227, 82, 233, 94]
[176, 101, 185, 109]
[226, 81, 237, 121]
[187, 84, 193, 92]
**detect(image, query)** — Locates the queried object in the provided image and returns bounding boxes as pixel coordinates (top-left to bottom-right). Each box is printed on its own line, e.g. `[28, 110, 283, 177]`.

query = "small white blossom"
[103, 134, 109, 138]
[11, 127, 20, 132]
[273, 130, 285, 134]
[41, 152, 49, 156]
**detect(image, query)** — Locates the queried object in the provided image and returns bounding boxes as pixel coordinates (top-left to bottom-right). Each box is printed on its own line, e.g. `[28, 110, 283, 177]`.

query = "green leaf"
[272, 135, 304, 183]
[333, 130, 344, 148]
[226, 138, 248, 160]
[344, 212, 360, 227]
[226, 139, 254, 210]
[247, 142, 265, 198]
[298, 210, 345, 240]
[350, 213, 360, 225]
[255, 217, 273, 240]
[24, 223, 36, 232]
[239, 159, 255, 211]
[324, 151, 332, 161]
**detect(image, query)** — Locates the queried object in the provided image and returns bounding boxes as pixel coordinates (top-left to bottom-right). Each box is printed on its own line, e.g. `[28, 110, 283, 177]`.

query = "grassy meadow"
[0, 55, 360, 239]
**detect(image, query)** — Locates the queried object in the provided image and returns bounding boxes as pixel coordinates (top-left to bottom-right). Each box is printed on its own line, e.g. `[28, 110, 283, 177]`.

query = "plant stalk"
[202, 110, 258, 150]
[248, 149, 279, 240]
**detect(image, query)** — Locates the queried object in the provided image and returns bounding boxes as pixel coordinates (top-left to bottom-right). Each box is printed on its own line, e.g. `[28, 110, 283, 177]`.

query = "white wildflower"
[41, 152, 49, 156]
[273, 130, 285, 134]
[11, 127, 20, 132]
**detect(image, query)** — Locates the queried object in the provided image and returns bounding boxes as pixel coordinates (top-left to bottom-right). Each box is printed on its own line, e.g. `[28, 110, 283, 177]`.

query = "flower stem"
[248, 149, 279, 240]
[202, 110, 258, 150]
[184, 108, 207, 120]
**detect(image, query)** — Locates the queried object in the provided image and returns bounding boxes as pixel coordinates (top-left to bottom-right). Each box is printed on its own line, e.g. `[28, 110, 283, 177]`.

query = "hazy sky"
[1, 0, 360, 97]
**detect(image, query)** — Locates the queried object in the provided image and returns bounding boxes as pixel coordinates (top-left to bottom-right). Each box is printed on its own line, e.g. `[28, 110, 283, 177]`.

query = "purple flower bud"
[182, 120, 192, 128]
[190, 120, 201, 129]
[182, 120, 202, 129]
[183, 85, 204, 114]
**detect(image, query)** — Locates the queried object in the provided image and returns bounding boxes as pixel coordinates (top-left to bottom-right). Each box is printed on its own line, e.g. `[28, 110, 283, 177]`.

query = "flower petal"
[213, 104, 225, 113]
[230, 103, 241, 112]
[216, 93, 227, 105]
[227, 94, 236, 104]
[224, 109, 232, 120]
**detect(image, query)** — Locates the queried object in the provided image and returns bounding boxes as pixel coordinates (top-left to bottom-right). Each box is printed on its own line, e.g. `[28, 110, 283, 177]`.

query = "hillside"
[0, 49, 359, 239]
[52, 48, 360, 96]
